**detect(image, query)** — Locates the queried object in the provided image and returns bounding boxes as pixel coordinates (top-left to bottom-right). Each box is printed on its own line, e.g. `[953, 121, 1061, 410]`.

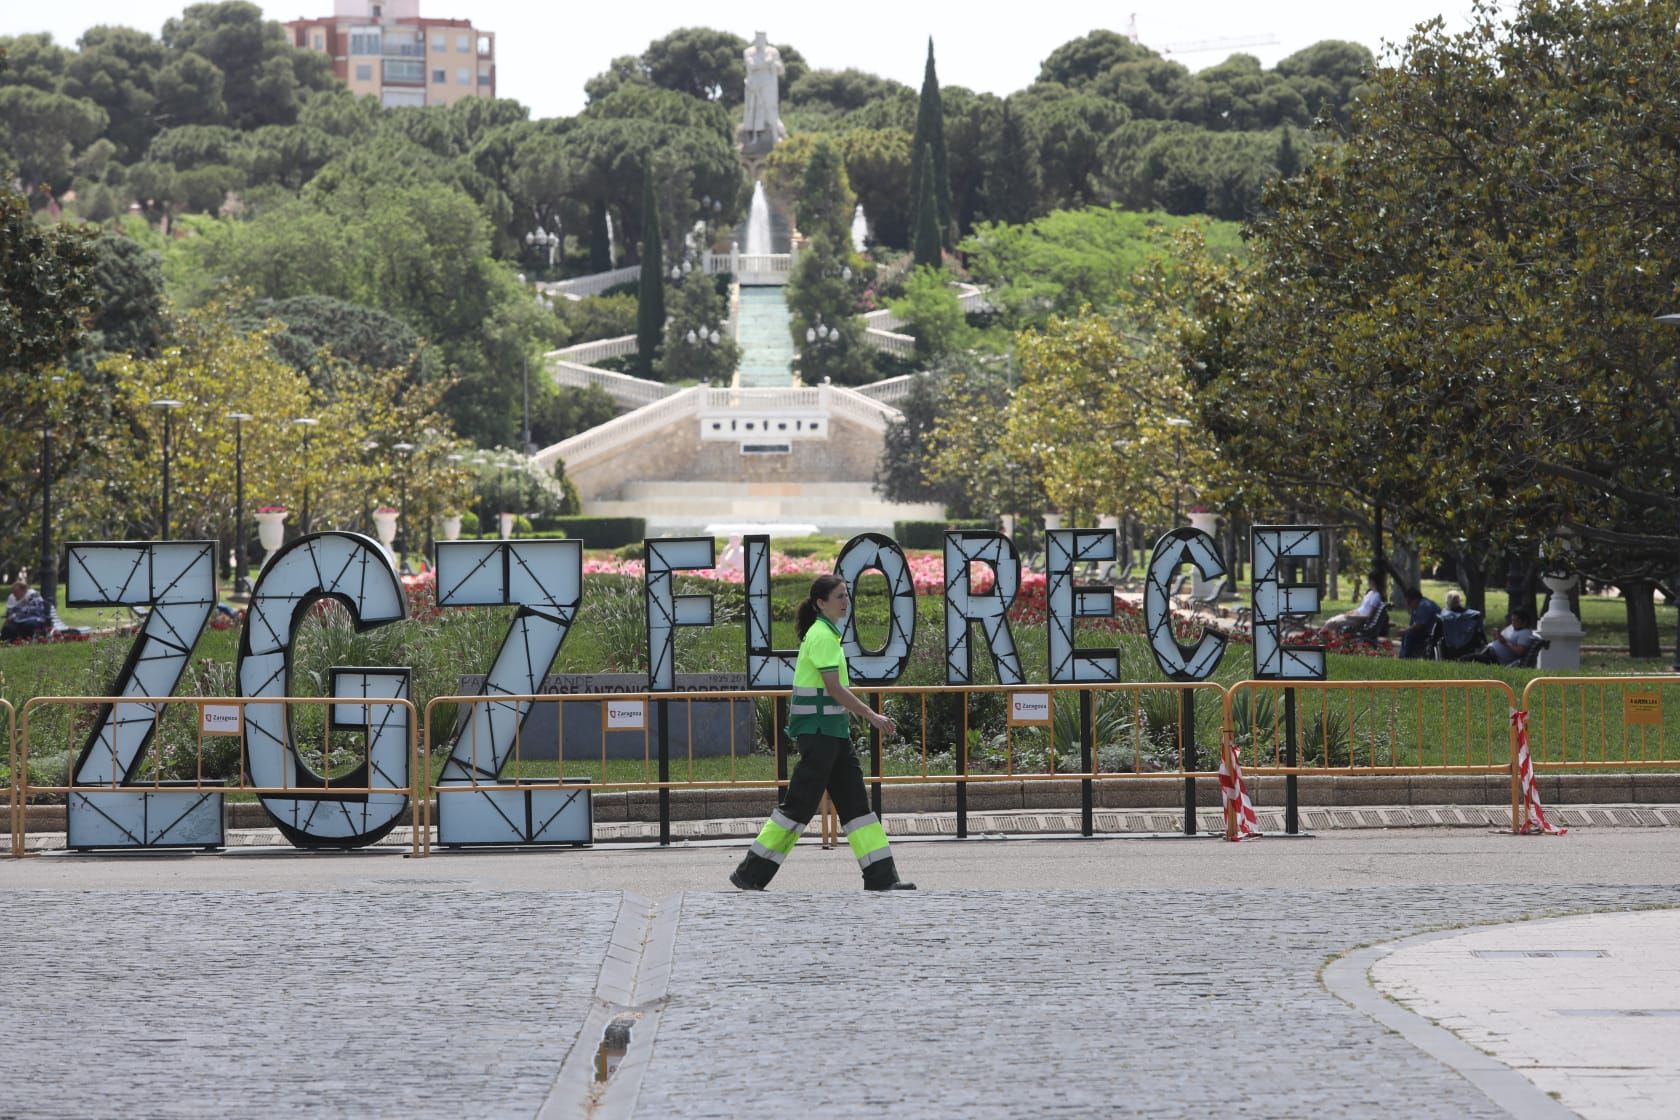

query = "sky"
[14, 1, 1487, 121]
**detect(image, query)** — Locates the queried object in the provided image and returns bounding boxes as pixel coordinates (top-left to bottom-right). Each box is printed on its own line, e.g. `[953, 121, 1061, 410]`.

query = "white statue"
[739, 31, 786, 153]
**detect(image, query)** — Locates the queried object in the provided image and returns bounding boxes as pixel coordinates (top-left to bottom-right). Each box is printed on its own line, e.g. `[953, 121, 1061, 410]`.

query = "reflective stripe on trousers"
[843, 812, 893, 867]
[749, 808, 805, 865]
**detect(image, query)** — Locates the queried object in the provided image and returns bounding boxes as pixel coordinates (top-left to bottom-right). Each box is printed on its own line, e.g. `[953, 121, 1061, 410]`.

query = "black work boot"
[862, 857, 917, 891]
[730, 852, 776, 891]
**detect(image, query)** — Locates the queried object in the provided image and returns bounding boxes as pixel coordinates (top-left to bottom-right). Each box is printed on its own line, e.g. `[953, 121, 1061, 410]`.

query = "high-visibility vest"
[786, 616, 850, 739]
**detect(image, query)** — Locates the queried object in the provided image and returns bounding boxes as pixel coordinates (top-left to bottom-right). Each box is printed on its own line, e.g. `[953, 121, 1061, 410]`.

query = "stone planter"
[255, 511, 288, 570]
[1537, 572, 1584, 670]
[439, 514, 462, 542]
[498, 512, 515, 540]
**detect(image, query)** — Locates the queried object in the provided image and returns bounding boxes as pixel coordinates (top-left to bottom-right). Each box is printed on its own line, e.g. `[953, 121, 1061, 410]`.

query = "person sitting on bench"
[1325, 571, 1386, 633]
[3, 578, 54, 641]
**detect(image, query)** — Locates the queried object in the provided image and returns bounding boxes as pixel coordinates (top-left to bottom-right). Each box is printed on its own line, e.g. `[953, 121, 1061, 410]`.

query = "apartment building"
[286, 0, 495, 109]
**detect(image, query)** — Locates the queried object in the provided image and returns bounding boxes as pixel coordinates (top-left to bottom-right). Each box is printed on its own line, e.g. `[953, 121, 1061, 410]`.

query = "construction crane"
[1122, 15, 1278, 58]
[1161, 34, 1279, 57]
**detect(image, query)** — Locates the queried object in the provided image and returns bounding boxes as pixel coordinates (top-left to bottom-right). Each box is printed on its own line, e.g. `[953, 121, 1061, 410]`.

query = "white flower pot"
[498, 512, 515, 540]
[1188, 511, 1222, 599]
[440, 514, 462, 542]
[372, 510, 399, 567]
[255, 511, 288, 570]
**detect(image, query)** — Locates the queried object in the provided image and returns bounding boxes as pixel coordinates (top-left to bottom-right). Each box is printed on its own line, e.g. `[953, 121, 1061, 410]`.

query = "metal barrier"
[1224, 679, 1521, 832]
[4, 698, 15, 858]
[1522, 676, 1680, 771]
[423, 681, 1228, 846]
[25, 677, 1676, 854]
[12, 695, 423, 857]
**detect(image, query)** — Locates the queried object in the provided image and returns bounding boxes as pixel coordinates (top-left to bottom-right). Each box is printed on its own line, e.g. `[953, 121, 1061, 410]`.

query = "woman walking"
[731, 574, 916, 891]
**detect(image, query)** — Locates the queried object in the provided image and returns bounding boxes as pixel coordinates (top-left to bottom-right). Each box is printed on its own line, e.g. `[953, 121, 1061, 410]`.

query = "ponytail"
[796, 573, 845, 639]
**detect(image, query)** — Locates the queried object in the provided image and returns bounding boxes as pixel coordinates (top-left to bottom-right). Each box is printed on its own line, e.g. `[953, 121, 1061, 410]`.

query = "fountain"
[851, 204, 868, 251]
[745, 181, 772, 257]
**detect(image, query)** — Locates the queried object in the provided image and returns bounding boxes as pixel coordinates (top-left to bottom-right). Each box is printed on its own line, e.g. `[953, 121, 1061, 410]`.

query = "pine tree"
[909, 37, 952, 248]
[636, 169, 665, 377]
[1275, 127, 1301, 178]
[913, 145, 943, 269]
[984, 98, 1041, 225]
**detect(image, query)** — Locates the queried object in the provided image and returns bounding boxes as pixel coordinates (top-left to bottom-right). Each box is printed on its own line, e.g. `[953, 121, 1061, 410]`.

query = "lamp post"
[293, 416, 319, 534]
[39, 374, 64, 605]
[525, 225, 559, 271]
[150, 399, 183, 541]
[1653, 313, 1680, 670]
[1166, 416, 1192, 529]
[392, 441, 416, 566]
[227, 411, 253, 593]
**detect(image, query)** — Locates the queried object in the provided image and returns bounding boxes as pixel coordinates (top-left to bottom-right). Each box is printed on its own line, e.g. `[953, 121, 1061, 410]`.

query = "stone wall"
[568, 414, 885, 501]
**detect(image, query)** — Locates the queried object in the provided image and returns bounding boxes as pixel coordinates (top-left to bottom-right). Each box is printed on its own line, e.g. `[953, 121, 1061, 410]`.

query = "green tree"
[660, 273, 740, 384]
[160, 1, 334, 129]
[908, 38, 951, 248]
[890, 266, 969, 359]
[0, 85, 106, 195]
[84, 235, 168, 360]
[796, 137, 855, 248]
[1223, 0, 1680, 653]
[839, 128, 911, 248]
[787, 233, 867, 385]
[62, 26, 166, 163]
[912, 144, 942, 269]
[982, 98, 1041, 225]
[642, 27, 747, 104]
[635, 167, 665, 377]
[0, 187, 98, 573]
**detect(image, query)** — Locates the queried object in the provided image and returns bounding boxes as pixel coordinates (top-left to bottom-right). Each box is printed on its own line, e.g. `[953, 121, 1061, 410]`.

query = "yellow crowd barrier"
[10, 677, 1677, 854]
[1522, 676, 1680, 771]
[10, 695, 423, 857]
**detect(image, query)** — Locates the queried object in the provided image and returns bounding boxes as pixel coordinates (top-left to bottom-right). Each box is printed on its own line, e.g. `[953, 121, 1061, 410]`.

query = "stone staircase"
[734, 286, 796, 387]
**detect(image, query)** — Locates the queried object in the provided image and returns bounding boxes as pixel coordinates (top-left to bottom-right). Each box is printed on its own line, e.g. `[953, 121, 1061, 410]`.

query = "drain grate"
[1471, 949, 1610, 959]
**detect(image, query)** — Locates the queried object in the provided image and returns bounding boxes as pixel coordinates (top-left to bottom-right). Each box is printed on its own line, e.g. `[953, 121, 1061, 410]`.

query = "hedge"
[892, 519, 995, 550]
[528, 516, 647, 548]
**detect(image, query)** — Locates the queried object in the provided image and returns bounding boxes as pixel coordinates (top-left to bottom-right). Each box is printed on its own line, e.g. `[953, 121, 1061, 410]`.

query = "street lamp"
[227, 412, 253, 592]
[293, 417, 319, 534]
[525, 226, 559, 270]
[1165, 416, 1192, 529]
[39, 375, 64, 606]
[1654, 313, 1680, 670]
[149, 399, 183, 541]
[392, 441, 416, 566]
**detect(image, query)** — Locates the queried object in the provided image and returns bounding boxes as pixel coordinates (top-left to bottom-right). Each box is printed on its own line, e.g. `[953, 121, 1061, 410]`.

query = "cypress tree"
[636, 168, 665, 377]
[913, 144, 942, 269]
[985, 98, 1041, 225]
[1276, 127, 1301, 178]
[909, 37, 952, 247]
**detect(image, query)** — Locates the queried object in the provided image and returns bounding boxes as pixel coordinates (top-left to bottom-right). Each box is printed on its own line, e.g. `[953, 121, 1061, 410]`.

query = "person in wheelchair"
[1431, 591, 1488, 660]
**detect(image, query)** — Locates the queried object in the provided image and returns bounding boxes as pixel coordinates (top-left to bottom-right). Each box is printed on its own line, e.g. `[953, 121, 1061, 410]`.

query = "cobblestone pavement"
[1, 834, 1677, 1118]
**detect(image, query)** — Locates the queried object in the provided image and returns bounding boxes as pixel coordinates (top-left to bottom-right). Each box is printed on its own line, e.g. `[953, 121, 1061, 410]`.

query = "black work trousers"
[780, 732, 871, 826]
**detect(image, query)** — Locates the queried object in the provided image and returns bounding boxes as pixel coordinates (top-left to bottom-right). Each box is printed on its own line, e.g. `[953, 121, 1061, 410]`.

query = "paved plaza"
[3, 829, 1678, 1118]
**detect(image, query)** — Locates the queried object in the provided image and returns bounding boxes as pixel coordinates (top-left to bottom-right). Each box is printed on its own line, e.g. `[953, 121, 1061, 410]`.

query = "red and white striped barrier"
[1511, 708, 1567, 836]
[1219, 733, 1260, 841]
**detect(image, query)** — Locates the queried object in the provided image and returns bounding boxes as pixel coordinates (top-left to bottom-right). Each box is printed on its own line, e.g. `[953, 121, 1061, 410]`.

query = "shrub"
[892, 519, 994, 550]
[527, 516, 647, 548]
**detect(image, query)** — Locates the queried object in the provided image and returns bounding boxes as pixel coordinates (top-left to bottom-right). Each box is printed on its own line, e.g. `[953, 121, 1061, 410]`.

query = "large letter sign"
[943, 530, 1023, 685]
[239, 532, 411, 848]
[1144, 528, 1229, 681]
[646, 537, 715, 691]
[835, 532, 917, 684]
[743, 534, 796, 687]
[1046, 528, 1120, 682]
[66, 541, 218, 849]
[1251, 525, 1327, 680]
[432, 539, 587, 845]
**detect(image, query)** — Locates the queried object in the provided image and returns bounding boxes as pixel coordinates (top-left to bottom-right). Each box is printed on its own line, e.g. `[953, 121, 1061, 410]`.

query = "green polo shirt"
[786, 616, 851, 738]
